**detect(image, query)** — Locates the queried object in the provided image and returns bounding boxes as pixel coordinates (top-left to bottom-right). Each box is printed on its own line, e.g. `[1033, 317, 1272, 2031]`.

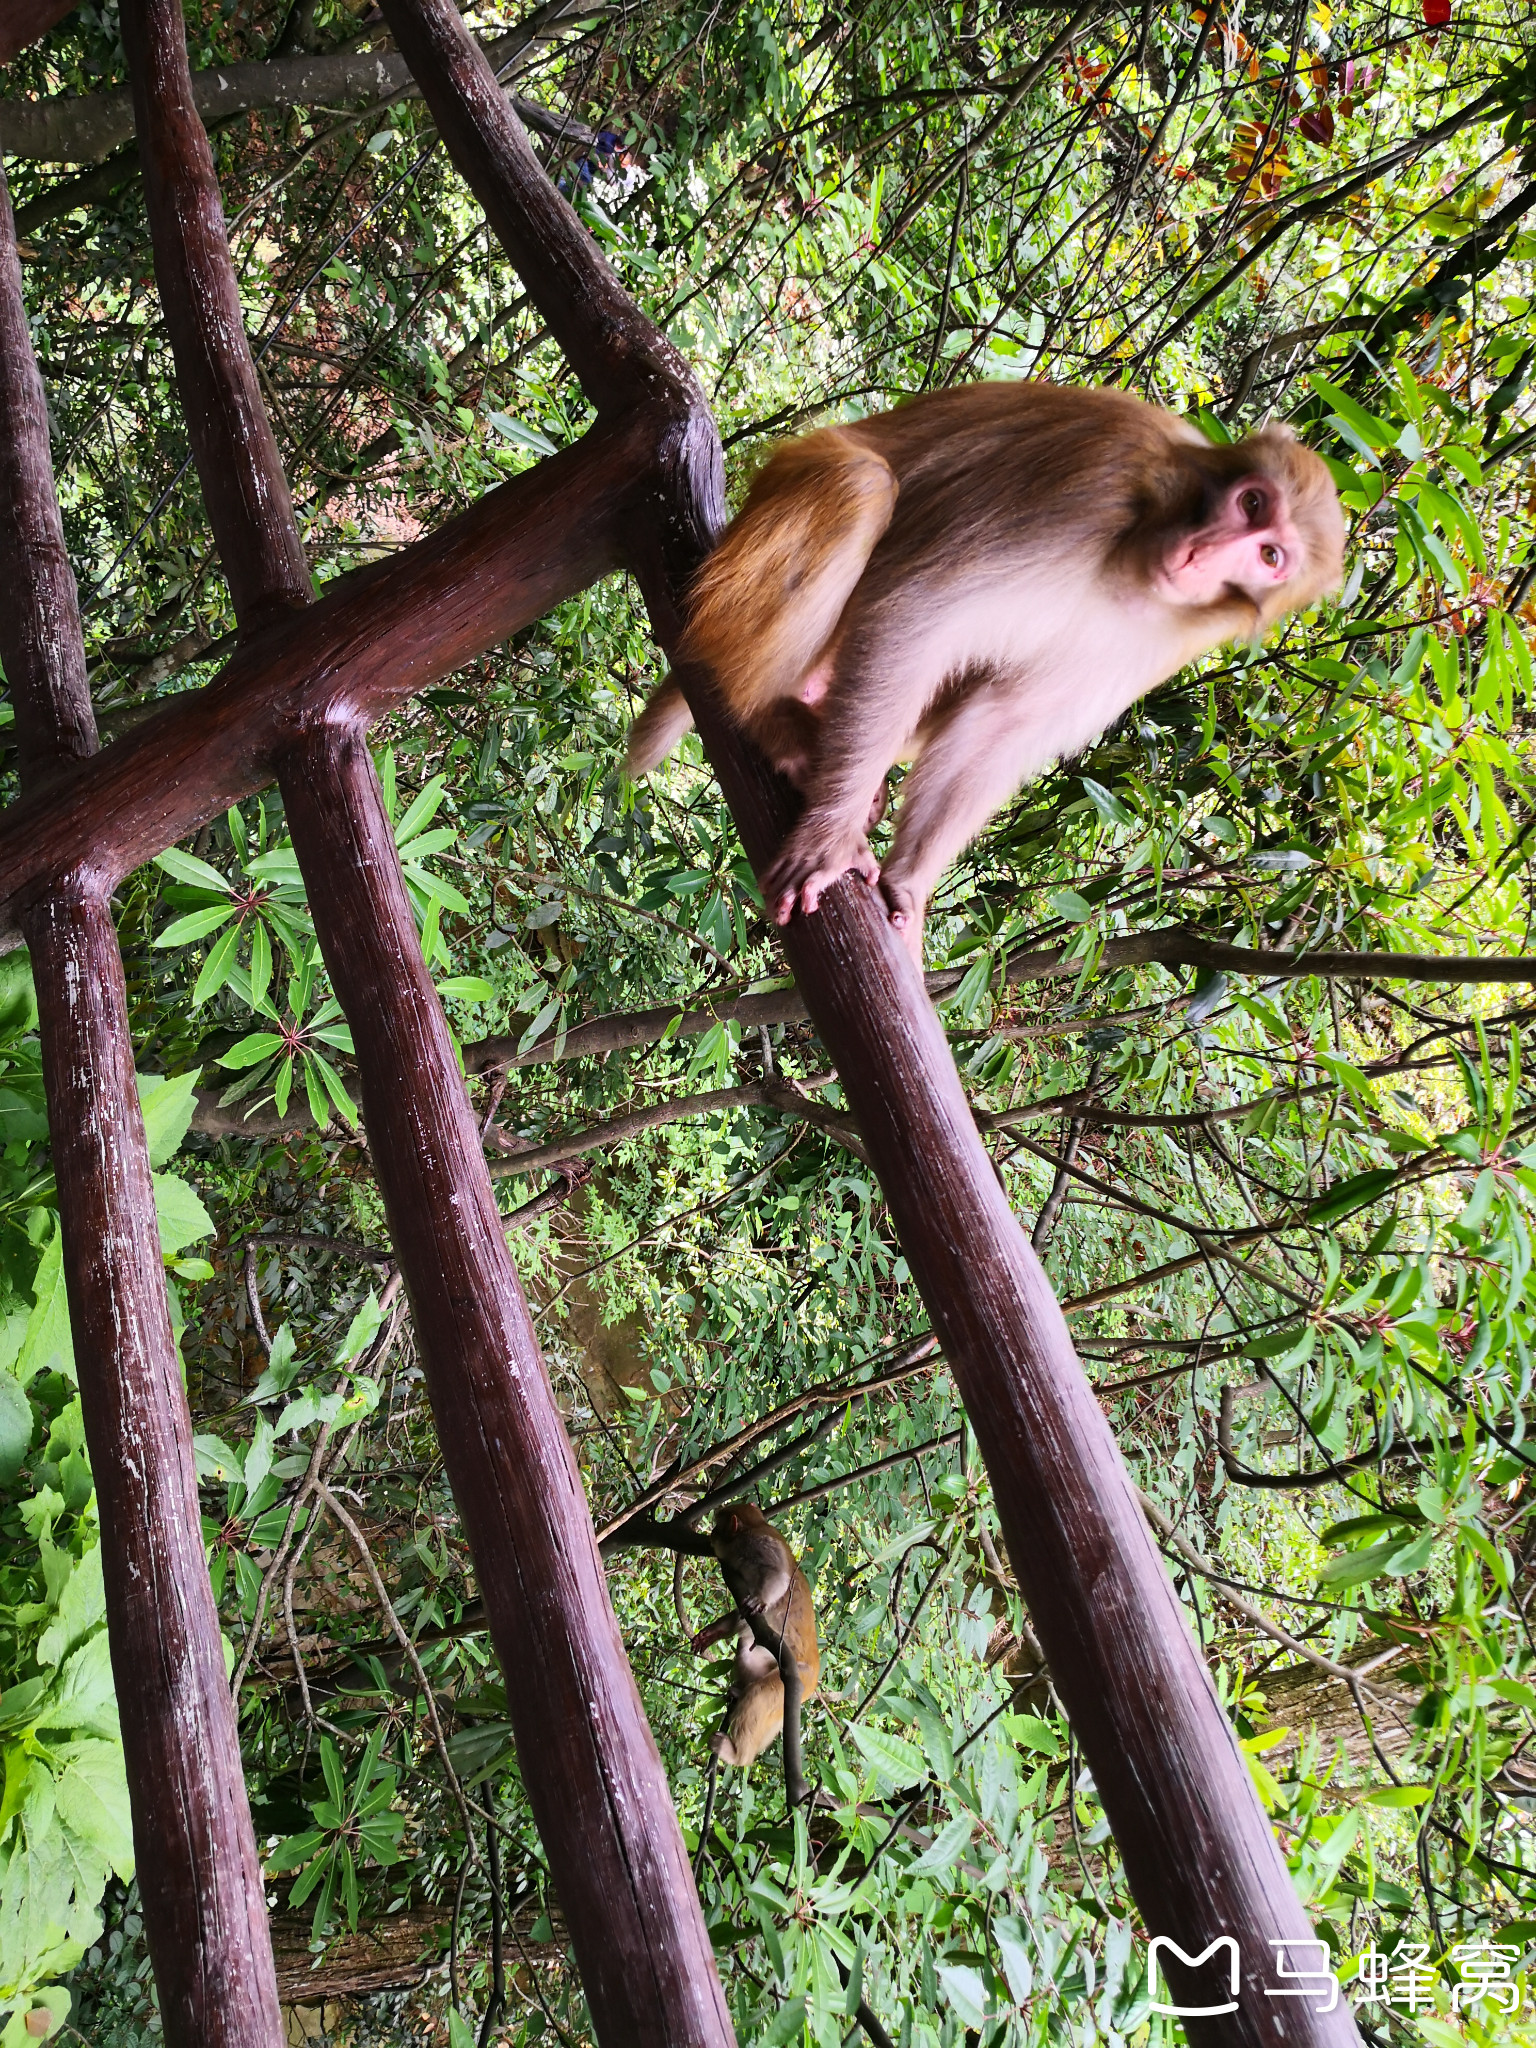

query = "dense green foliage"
[6, 1, 1536, 2042]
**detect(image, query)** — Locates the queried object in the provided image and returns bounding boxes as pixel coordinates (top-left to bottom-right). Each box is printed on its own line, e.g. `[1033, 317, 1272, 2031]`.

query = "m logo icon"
[1147, 1936, 1242, 2017]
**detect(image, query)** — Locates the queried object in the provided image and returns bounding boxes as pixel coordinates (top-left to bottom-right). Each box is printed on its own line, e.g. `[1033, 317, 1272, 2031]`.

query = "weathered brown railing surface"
[0, 1, 78, 66]
[279, 730, 733, 2045]
[0, 0, 1364, 2040]
[0, 163, 283, 2048]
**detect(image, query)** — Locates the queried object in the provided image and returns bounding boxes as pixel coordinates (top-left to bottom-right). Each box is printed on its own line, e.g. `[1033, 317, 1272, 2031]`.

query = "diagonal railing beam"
[122, 0, 311, 627]
[0, 415, 641, 948]
[278, 727, 735, 2045]
[0, 161, 283, 2048]
[386, 3, 1363, 2040]
[120, 3, 732, 2040]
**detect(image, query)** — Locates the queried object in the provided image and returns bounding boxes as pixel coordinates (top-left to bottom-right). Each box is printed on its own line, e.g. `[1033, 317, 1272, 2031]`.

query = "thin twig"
[315, 1480, 481, 1864]
[231, 1420, 332, 1699]
[1137, 1487, 1403, 1689]
[243, 1242, 273, 1352]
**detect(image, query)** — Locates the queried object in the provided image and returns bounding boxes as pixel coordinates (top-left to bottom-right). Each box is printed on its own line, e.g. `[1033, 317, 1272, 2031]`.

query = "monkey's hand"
[878, 874, 927, 964]
[760, 823, 881, 927]
[691, 1614, 740, 1655]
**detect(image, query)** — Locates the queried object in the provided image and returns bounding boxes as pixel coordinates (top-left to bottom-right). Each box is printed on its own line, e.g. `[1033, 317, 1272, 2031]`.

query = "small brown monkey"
[712, 1623, 791, 1770]
[628, 381, 1345, 959]
[693, 1503, 820, 1772]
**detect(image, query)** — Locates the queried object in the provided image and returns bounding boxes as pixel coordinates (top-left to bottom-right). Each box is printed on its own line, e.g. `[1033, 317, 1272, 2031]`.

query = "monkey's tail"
[625, 674, 694, 776]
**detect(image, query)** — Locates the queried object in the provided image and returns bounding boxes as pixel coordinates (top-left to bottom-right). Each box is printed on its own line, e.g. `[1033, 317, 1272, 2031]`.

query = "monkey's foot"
[761, 830, 881, 926]
[878, 875, 927, 964]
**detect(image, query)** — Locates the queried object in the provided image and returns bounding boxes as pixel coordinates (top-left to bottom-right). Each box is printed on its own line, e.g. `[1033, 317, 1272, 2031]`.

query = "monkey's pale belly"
[1020, 662, 1166, 769]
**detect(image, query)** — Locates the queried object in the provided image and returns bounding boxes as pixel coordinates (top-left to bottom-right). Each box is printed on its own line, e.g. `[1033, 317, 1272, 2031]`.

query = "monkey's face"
[1155, 475, 1307, 625]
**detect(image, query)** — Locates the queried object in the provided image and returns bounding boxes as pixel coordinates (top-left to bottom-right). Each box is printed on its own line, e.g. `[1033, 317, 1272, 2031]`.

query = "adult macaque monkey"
[692, 1504, 820, 1787]
[628, 382, 1345, 959]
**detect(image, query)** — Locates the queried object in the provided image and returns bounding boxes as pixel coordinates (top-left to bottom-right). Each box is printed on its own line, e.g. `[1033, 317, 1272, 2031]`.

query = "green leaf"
[404, 866, 471, 917]
[38, 1547, 105, 1668]
[1081, 777, 1135, 827]
[399, 827, 457, 859]
[1003, 1713, 1062, 1757]
[906, 1814, 973, 1875]
[937, 1963, 990, 2027]
[436, 976, 496, 1003]
[1318, 1538, 1400, 1587]
[37, 1633, 118, 1741]
[136, 1070, 200, 1168]
[154, 904, 236, 948]
[486, 412, 557, 457]
[309, 1051, 358, 1130]
[1320, 1510, 1422, 1543]
[154, 848, 233, 894]
[1047, 888, 1092, 924]
[249, 918, 272, 1014]
[848, 1723, 926, 1792]
[53, 1737, 134, 1880]
[151, 1172, 216, 1255]
[1383, 1527, 1437, 1576]
[1309, 375, 1393, 452]
[1363, 1784, 1433, 1807]
[1454, 1168, 1497, 1238]
[17, 1233, 74, 1387]
[394, 774, 449, 846]
[0, 948, 38, 1039]
[994, 1916, 1034, 2003]
[447, 2013, 476, 2048]
[192, 920, 243, 1008]
[0, 1083, 48, 1145]
[193, 1434, 240, 1483]
[758, 1998, 809, 2048]
[1245, 1323, 1308, 1360]
[335, 1292, 385, 1367]
[245, 1322, 299, 1403]
[0, 1368, 32, 1481]
[1186, 968, 1228, 1024]
[265, 1829, 326, 1874]
[1308, 1168, 1399, 1224]
[301, 1056, 330, 1133]
[219, 1031, 286, 1070]
[245, 847, 303, 886]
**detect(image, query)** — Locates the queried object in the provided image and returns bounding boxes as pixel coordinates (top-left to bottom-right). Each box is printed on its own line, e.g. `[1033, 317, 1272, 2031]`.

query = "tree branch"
[487, 1074, 867, 1175]
[1136, 1487, 1403, 1690]
[0, 6, 602, 162]
[462, 926, 1536, 1078]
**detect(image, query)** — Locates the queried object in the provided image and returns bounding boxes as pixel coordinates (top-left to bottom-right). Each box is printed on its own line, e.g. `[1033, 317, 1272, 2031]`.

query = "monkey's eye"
[1259, 542, 1283, 569]
[1239, 488, 1266, 521]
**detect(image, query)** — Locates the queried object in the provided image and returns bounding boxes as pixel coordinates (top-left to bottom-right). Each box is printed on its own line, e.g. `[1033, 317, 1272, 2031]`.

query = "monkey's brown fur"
[629, 381, 1344, 957]
[703, 1504, 820, 1771]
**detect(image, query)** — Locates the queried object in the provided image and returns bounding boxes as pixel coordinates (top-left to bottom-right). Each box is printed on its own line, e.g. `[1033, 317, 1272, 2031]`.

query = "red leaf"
[1298, 106, 1335, 147]
[1422, 0, 1451, 25]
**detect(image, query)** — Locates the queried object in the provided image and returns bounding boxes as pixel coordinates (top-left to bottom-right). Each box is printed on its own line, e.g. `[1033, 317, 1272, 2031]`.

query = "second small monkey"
[628, 381, 1345, 959]
[694, 1503, 820, 1773]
